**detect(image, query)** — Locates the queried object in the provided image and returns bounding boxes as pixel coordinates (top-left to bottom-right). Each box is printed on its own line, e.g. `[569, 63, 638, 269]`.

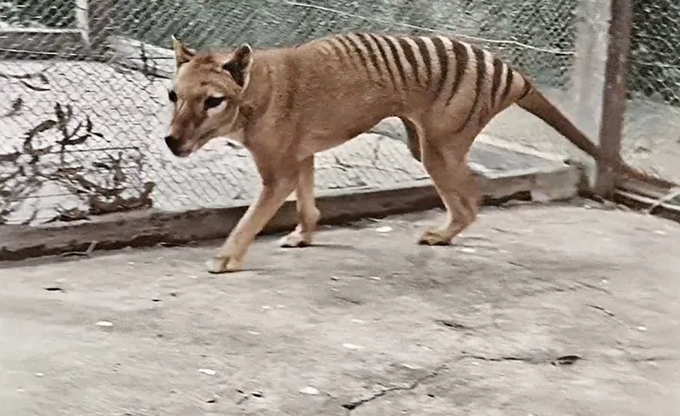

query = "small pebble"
[198, 368, 216, 376]
[34, 372, 44, 377]
[368, 276, 381, 281]
[96, 321, 113, 327]
[376, 226, 392, 233]
[459, 247, 476, 254]
[299, 386, 320, 395]
[342, 343, 365, 350]
[637, 326, 647, 332]
[350, 319, 366, 324]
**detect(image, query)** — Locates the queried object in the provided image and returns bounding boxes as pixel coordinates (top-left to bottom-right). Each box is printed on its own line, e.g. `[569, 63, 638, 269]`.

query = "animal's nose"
[164, 135, 184, 156]
[164, 135, 179, 149]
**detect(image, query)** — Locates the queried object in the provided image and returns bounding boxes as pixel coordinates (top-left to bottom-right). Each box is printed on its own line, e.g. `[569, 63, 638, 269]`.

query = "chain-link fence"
[0, 0, 677, 226]
[620, 0, 680, 185]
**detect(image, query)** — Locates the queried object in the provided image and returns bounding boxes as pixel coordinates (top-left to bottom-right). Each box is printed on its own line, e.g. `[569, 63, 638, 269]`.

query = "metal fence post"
[76, 0, 114, 54]
[570, 0, 610, 189]
[595, 0, 633, 197]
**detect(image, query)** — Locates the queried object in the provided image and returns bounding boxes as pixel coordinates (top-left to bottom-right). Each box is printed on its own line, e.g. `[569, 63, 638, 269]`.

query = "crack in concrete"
[461, 354, 535, 363]
[519, 275, 614, 298]
[577, 280, 611, 294]
[341, 352, 583, 412]
[460, 352, 583, 366]
[341, 364, 447, 412]
[434, 319, 473, 331]
[628, 355, 677, 363]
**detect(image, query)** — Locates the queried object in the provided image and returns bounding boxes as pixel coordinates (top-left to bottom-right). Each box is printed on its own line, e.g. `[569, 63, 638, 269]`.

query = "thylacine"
[164, 32, 675, 273]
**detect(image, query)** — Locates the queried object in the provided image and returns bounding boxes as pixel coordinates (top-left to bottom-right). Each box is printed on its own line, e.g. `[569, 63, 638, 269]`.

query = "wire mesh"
[1, 0, 675, 227]
[621, 0, 680, 184]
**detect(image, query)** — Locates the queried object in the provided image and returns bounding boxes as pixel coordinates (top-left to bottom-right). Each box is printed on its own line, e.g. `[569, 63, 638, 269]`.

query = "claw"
[205, 256, 242, 274]
[278, 230, 312, 248]
[417, 229, 452, 246]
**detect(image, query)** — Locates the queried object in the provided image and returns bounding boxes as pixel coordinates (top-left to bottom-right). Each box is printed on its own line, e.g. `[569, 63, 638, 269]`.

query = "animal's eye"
[204, 96, 225, 110]
[168, 89, 178, 103]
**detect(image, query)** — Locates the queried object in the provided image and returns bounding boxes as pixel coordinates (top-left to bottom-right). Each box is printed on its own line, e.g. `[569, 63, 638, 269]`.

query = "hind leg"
[418, 135, 480, 246]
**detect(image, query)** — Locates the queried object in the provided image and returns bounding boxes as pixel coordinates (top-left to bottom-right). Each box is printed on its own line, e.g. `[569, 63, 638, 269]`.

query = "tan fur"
[165, 32, 676, 274]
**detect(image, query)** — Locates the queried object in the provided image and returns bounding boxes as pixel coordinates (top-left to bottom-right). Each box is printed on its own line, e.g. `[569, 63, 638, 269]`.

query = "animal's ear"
[221, 44, 254, 88]
[171, 35, 195, 68]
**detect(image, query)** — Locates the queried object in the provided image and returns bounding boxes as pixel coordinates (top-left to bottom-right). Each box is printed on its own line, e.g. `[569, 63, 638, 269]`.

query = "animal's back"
[265, 32, 533, 142]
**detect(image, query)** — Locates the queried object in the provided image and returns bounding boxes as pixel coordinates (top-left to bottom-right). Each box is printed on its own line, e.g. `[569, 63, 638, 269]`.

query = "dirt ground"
[1, 203, 680, 416]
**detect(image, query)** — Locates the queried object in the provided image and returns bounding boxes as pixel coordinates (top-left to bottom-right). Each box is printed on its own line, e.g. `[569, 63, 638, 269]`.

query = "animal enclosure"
[0, 0, 678, 229]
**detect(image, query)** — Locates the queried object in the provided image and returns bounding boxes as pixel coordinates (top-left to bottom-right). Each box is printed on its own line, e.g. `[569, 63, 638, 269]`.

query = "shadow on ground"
[1, 203, 679, 415]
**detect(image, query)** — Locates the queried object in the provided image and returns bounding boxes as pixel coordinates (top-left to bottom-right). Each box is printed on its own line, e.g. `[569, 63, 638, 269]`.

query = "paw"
[417, 229, 452, 246]
[278, 230, 312, 248]
[205, 256, 242, 274]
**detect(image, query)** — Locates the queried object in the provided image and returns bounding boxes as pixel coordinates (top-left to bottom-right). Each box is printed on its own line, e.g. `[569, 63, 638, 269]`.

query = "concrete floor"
[1, 203, 679, 416]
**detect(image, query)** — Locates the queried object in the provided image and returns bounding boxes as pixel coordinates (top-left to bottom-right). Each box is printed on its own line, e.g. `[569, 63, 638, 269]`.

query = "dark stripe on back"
[342, 34, 371, 71]
[445, 40, 469, 106]
[431, 36, 449, 95]
[490, 57, 505, 109]
[382, 35, 408, 86]
[396, 37, 419, 83]
[412, 36, 432, 88]
[325, 39, 345, 59]
[356, 33, 383, 77]
[499, 66, 515, 107]
[456, 46, 487, 133]
[367, 34, 397, 86]
[518, 75, 532, 99]
[334, 35, 361, 69]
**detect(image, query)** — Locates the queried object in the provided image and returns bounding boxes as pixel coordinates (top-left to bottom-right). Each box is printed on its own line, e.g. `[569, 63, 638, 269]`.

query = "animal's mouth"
[174, 131, 214, 157]
[174, 148, 192, 158]
[190, 134, 212, 153]
[189, 129, 220, 153]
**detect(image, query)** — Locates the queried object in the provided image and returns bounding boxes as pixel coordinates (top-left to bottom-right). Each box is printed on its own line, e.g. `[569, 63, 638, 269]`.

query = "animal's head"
[163, 36, 254, 157]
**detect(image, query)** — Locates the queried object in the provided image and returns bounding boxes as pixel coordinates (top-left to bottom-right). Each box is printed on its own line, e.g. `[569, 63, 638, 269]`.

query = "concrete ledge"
[0, 164, 580, 262]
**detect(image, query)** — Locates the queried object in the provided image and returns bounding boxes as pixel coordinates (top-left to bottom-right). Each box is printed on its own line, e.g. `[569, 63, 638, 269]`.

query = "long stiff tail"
[516, 87, 676, 190]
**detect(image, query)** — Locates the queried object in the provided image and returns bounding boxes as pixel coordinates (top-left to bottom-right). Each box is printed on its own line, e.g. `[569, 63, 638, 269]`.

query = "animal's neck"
[238, 51, 274, 122]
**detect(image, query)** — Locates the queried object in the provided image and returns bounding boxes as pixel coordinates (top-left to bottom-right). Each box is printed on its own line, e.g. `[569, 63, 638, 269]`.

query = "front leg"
[279, 156, 321, 248]
[206, 165, 299, 274]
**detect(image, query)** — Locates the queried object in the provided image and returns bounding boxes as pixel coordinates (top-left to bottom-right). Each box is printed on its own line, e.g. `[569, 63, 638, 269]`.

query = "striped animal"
[165, 32, 674, 274]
